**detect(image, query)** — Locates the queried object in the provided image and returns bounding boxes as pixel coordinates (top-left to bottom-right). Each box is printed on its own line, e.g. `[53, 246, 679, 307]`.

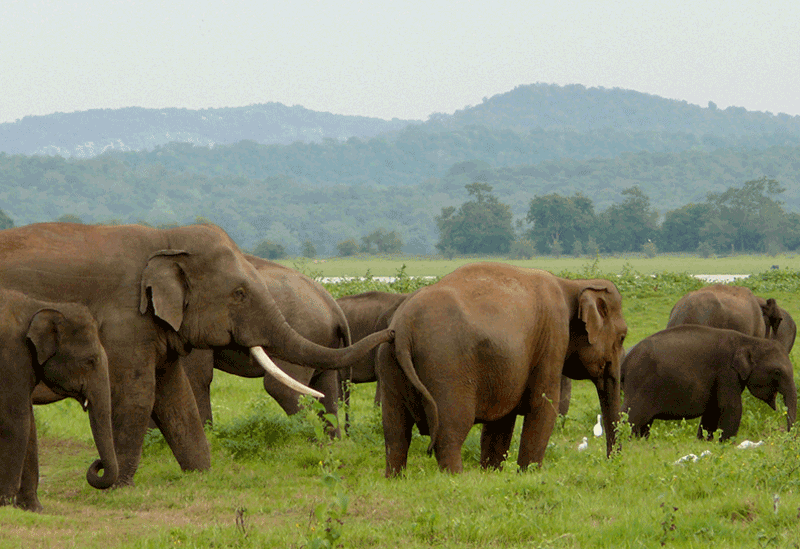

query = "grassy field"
[279, 252, 799, 278]
[3, 260, 800, 548]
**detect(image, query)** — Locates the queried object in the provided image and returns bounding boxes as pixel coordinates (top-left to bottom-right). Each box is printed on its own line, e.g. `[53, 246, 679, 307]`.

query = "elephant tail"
[394, 320, 440, 456]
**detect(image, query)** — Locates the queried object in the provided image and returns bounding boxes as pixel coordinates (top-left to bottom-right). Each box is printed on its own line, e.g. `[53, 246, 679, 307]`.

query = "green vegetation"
[4, 262, 800, 548]
[3, 84, 800, 256]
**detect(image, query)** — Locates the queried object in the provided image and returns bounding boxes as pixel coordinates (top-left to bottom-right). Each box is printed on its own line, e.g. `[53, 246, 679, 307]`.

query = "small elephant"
[378, 262, 627, 476]
[755, 297, 796, 353]
[0, 288, 117, 512]
[622, 325, 797, 440]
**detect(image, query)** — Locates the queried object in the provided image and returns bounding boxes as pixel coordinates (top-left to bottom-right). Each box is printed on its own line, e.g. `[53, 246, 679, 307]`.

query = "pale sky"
[2, 0, 799, 124]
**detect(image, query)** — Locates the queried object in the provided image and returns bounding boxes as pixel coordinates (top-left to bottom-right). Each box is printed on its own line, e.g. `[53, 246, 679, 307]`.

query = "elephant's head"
[734, 340, 797, 432]
[27, 305, 118, 489]
[563, 280, 628, 457]
[760, 298, 782, 339]
[138, 226, 392, 393]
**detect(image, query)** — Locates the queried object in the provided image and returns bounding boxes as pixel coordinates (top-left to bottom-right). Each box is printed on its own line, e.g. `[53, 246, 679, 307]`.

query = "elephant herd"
[1, 222, 797, 512]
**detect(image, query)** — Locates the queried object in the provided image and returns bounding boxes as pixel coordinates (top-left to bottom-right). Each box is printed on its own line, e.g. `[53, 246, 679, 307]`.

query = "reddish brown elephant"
[667, 284, 774, 338]
[377, 262, 627, 476]
[0, 222, 392, 486]
[0, 289, 116, 512]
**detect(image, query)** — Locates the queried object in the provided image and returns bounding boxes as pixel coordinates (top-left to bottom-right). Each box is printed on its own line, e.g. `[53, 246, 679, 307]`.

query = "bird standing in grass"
[593, 414, 603, 437]
[577, 437, 588, 451]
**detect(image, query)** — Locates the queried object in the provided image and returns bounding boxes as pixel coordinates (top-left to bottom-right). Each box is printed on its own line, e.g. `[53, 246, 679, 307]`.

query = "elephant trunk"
[781, 377, 797, 432]
[594, 365, 622, 457]
[85, 379, 118, 490]
[259, 298, 394, 371]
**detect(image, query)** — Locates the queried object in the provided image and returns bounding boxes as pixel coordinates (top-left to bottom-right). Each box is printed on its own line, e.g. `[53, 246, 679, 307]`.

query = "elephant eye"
[233, 287, 247, 303]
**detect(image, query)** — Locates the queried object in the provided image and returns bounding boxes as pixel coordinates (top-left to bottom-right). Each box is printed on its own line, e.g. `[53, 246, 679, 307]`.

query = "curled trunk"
[782, 377, 797, 432]
[85, 384, 118, 490]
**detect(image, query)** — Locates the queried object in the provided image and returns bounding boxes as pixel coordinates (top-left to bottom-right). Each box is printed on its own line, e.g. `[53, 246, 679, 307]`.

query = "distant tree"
[301, 240, 317, 258]
[56, 214, 83, 224]
[0, 209, 15, 230]
[596, 186, 659, 253]
[336, 238, 360, 257]
[659, 203, 712, 252]
[360, 228, 403, 254]
[436, 183, 514, 255]
[525, 193, 596, 255]
[701, 177, 786, 253]
[252, 240, 287, 260]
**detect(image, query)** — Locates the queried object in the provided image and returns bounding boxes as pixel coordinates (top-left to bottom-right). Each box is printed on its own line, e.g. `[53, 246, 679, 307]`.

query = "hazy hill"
[0, 104, 415, 158]
[3, 83, 800, 160]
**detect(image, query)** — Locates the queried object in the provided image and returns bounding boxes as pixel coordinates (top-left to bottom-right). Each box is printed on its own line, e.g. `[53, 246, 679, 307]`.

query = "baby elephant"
[0, 289, 117, 512]
[623, 325, 796, 440]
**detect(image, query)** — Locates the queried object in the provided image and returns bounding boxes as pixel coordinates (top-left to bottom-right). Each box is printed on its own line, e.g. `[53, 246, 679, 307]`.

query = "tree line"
[435, 177, 799, 257]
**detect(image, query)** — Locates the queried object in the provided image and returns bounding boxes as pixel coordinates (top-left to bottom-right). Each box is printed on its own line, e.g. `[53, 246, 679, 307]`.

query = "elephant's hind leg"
[480, 413, 517, 469]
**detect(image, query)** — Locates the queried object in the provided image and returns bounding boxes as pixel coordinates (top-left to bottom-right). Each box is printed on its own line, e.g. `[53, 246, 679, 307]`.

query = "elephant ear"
[578, 288, 609, 346]
[731, 346, 753, 382]
[139, 250, 189, 332]
[27, 308, 65, 365]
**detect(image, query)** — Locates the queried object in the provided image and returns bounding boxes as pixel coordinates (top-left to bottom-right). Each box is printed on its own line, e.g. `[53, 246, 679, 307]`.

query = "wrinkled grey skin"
[2, 222, 392, 486]
[0, 289, 116, 512]
[180, 256, 351, 435]
[378, 262, 627, 476]
[622, 325, 797, 440]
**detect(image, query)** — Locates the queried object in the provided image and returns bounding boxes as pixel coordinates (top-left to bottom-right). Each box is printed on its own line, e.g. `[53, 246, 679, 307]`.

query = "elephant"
[179, 256, 351, 433]
[666, 284, 776, 338]
[336, 289, 575, 417]
[377, 262, 628, 476]
[755, 297, 796, 353]
[622, 325, 797, 440]
[0, 222, 392, 486]
[336, 291, 409, 406]
[0, 288, 117, 512]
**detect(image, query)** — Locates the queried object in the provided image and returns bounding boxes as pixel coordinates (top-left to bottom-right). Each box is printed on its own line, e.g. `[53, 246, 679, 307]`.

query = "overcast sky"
[2, 0, 799, 124]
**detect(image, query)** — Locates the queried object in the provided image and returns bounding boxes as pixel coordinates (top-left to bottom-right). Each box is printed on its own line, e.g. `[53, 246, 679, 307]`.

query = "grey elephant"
[0, 288, 117, 512]
[667, 284, 776, 338]
[622, 325, 797, 440]
[336, 291, 409, 407]
[180, 256, 351, 433]
[0, 222, 391, 486]
[377, 262, 627, 476]
[755, 297, 796, 353]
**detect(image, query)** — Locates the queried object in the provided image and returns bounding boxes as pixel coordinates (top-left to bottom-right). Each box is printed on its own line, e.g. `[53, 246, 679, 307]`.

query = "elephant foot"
[14, 494, 43, 513]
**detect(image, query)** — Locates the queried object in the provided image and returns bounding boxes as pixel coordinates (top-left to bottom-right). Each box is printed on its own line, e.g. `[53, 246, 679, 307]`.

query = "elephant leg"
[0, 398, 29, 508]
[558, 376, 572, 416]
[262, 360, 314, 416]
[715, 392, 743, 441]
[378, 347, 415, 477]
[15, 412, 42, 512]
[183, 350, 214, 427]
[697, 413, 719, 440]
[480, 413, 517, 469]
[150, 357, 211, 473]
[517, 369, 561, 469]
[313, 369, 341, 439]
[431, 394, 476, 473]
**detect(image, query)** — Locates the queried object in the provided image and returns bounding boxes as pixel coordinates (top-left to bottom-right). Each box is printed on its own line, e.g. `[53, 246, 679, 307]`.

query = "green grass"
[281, 252, 799, 278]
[4, 261, 800, 548]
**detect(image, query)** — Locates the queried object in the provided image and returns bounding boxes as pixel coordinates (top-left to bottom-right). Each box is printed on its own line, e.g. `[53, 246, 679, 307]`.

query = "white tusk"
[250, 347, 325, 399]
